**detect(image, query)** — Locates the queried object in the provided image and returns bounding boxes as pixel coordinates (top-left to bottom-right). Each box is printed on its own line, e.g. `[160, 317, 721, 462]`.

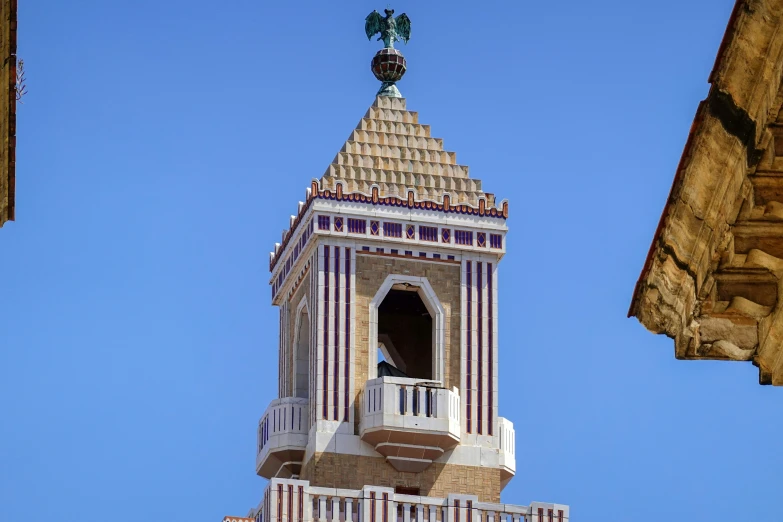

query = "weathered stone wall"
[354, 254, 461, 429]
[712, 0, 783, 138]
[634, 108, 747, 357]
[301, 452, 501, 503]
[631, 0, 783, 384]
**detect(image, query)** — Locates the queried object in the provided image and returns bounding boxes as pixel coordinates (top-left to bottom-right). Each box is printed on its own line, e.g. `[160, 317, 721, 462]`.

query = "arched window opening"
[294, 309, 310, 398]
[376, 288, 433, 380]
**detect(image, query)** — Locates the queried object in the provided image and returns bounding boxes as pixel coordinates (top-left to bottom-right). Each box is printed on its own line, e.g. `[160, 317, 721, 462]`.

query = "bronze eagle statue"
[365, 8, 411, 49]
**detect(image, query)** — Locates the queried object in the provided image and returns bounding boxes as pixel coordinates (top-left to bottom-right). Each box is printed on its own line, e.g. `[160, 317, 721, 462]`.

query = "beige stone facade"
[301, 452, 501, 503]
[352, 253, 461, 431]
[630, 0, 783, 385]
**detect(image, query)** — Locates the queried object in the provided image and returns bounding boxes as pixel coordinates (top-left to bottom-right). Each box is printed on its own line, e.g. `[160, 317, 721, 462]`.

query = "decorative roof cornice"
[268, 179, 508, 272]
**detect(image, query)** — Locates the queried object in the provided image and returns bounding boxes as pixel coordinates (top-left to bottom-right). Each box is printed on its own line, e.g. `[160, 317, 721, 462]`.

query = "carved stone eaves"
[630, 0, 783, 385]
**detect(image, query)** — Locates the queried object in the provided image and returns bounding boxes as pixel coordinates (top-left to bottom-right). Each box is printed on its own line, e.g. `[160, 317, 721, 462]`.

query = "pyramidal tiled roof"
[320, 96, 494, 208]
[269, 96, 507, 273]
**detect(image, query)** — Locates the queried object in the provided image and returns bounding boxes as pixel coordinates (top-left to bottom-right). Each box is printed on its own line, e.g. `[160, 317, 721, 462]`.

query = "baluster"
[360, 493, 373, 522]
[486, 512, 494, 522]
[318, 496, 327, 522]
[346, 498, 354, 522]
[332, 497, 341, 522]
[269, 486, 279, 522]
[279, 486, 287, 522]
[403, 503, 411, 522]
[415, 504, 424, 522]
[439, 391, 447, 420]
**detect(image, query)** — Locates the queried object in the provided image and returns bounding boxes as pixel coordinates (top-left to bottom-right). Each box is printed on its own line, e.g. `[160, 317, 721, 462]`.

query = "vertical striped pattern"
[277, 484, 283, 522]
[488, 262, 494, 435]
[279, 302, 290, 397]
[278, 307, 284, 398]
[285, 302, 290, 396]
[287, 485, 293, 522]
[265, 485, 270, 522]
[466, 261, 472, 433]
[344, 248, 351, 421]
[310, 253, 317, 426]
[298, 486, 304, 522]
[333, 247, 340, 421]
[477, 262, 483, 434]
[464, 260, 496, 437]
[322, 246, 330, 419]
[314, 245, 354, 424]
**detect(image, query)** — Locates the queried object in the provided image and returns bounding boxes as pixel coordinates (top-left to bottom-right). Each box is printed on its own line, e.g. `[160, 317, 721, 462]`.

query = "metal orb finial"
[365, 8, 411, 97]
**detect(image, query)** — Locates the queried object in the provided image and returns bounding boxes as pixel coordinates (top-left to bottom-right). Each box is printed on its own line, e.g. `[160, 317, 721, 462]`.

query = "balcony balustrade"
[360, 376, 460, 473]
[242, 478, 569, 522]
[256, 397, 309, 479]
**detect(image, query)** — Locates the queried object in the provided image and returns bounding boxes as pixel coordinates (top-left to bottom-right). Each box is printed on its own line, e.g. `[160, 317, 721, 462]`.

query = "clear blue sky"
[2, 1, 780, 521]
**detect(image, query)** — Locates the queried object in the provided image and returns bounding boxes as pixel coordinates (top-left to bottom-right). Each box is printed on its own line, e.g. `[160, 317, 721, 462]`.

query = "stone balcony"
[232, 478, 570, 522]
[360, 376, 460, 473]
[256, 397, 309, 479]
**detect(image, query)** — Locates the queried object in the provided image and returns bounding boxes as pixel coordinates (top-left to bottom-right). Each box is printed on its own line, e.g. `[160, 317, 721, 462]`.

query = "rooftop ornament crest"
[365, 8, 411, 98]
